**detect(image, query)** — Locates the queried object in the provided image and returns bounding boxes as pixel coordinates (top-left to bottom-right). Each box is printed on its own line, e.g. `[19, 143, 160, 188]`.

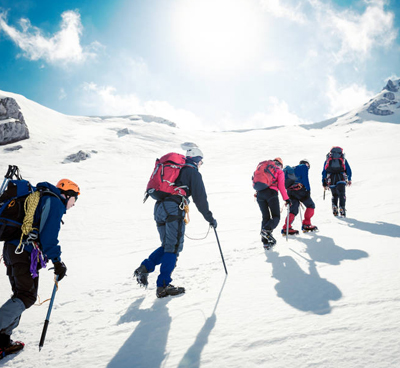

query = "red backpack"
[252, 160, 279, 191]
[145, 153, 188, 202]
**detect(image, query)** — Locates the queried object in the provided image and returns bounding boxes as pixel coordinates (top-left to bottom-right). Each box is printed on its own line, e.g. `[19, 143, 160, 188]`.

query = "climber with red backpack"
[135, 147, 217, 298]
[252, 157, 291, 249]
[322, 146, 352, 217]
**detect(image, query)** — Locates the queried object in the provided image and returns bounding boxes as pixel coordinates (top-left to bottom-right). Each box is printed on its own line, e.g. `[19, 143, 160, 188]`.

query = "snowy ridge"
[304, 79, 400, 130]
[0, 89, 399, 368]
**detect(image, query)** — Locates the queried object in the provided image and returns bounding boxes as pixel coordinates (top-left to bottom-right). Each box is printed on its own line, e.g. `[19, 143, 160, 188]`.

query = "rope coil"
[15, 191, 40, 253]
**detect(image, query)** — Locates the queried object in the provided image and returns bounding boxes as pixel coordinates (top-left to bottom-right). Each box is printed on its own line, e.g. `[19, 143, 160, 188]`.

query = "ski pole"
[286, 205, 290, 242]
[299, 203, 303, 223]
[323, 188, 326, 200]
[39, 277, 59, 351]
[213, 227, 227, 275]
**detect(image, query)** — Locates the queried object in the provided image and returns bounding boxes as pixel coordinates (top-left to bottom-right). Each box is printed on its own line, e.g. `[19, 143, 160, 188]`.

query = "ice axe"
[39, 277, 59, 351]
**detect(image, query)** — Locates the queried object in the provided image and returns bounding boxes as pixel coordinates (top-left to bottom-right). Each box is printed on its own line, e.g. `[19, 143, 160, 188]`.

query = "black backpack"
[325, 147, 346, 173]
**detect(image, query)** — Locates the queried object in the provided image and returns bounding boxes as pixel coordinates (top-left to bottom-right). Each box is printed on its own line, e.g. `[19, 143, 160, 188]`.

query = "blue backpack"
[0, 166, 36, 242]
[283, 165, 298, 189]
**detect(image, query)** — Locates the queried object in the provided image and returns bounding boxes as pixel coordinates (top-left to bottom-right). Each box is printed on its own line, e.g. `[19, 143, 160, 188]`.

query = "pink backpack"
[252, 160, 279, 191]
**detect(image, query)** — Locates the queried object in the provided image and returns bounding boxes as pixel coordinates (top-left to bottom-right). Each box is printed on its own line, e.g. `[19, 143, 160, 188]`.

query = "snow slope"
[0, 90, 399, 368]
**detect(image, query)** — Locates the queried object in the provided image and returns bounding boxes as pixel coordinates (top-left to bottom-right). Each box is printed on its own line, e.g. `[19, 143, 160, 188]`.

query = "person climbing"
[134, 147, 217, 298]
[322, 147, 352, 217]
[0, 179, 80, 359]
[252, 157, 291, 249]
[282, 159, 317, 235]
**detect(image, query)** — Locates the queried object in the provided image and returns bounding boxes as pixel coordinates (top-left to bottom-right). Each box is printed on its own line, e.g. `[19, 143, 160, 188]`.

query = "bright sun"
[172, 0, 263, 75]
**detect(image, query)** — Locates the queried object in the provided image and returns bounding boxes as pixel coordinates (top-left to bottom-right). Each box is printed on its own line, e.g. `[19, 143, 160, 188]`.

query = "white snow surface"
[0, 90, 400, 368]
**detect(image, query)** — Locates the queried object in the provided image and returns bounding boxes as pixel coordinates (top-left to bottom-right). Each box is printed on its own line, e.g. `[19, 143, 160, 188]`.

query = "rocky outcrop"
[383, 79, 399, 92]
[367, 99, 395, 116]
[62, 150, 98, 164]
[0, 97, 29, 145]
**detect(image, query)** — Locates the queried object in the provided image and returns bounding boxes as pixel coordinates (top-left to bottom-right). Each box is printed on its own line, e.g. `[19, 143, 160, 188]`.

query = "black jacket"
[175, 165, 214, 223]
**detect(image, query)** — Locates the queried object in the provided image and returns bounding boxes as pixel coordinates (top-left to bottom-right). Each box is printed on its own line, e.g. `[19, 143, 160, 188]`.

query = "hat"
[299, 159, 310, 168]
[274, 157, 283, 167]
[186, 147, 204, 159]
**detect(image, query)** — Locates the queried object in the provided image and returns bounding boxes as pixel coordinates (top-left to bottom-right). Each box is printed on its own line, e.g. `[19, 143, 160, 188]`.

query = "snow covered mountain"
[304, 79, 400, 129]
[0, 89, 399, 368]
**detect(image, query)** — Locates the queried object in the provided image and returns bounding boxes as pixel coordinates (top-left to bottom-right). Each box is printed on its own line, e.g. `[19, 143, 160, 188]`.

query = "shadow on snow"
[107, 277, 227, 368]
[266, 250, 342, 315]
[297, 234, 369, 265]
[338, 218, 400, 238]
[265, 234, 369, 315]
[177, 276, 227, 368]
[107, 297, 172, 368]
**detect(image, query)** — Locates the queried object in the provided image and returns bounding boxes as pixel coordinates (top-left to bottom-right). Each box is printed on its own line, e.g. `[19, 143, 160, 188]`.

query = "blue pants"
[142, 200, 185, 287]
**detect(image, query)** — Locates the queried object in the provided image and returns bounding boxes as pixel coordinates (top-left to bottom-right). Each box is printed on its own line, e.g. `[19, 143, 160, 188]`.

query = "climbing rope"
[184, 225, 211, 241]
[15, 191, 40, 253]
[35, 277, 59, 306]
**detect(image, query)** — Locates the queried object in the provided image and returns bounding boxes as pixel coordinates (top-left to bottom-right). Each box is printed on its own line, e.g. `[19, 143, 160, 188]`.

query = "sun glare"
[172, 0, 263, 75]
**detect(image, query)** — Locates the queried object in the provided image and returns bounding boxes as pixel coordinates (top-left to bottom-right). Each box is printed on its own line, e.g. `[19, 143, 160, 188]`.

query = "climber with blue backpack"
[322, 147, 352, 217]
[0, 166, 80, 359]
[135, 148, 217, 298]
[282, 160, 318, 235]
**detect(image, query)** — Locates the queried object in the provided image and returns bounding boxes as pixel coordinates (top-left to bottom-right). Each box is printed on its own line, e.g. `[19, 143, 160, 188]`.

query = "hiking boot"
[0, 340, 24, 359]
[302, 224, 318, 232]
[281, 228, 299, 236]
[332, 205, 338, 216]
[261, 230, 276, 249]
[156, 284, 185, 298]
[134, 265, 148, 288]
[339, 207, 346, 217]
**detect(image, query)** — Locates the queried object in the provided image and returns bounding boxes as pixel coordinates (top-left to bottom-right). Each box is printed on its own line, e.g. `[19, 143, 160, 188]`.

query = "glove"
[347, 181, 352, 186]
[54, 261, 67, 281]
[210, 218, 218, 229]
[285, 199, 292, 206]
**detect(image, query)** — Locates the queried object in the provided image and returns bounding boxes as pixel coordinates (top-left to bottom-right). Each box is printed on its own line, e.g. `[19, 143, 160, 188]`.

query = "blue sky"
[0, 0, 399, 130]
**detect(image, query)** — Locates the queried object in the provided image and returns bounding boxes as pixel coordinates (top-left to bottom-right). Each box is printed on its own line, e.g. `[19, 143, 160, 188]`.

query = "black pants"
[256, 188, 280, 231]
[287, 188, 315, 216]
[3, 243, 39, 309]
[331, 183, 346, 209]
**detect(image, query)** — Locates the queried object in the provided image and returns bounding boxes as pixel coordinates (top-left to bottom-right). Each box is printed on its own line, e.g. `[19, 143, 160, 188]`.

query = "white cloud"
[217, 97, 310, 130]
[80, 83, 204, 130]
[326, 76, 373, 117]
[259, 0, 307, 24]
[310, 0, 397, 61]
[248, 97, 310, 127]
[0, 10, 99, 65]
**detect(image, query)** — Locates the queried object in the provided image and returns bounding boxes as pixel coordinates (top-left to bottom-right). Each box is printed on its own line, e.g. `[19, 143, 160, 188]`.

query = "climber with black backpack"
[322, 146, 352, 217]
[282, 159, 317, 235]
[135, 148, 217, 298]
[252, 157, 291, 249]
[0, 166, 80, 359]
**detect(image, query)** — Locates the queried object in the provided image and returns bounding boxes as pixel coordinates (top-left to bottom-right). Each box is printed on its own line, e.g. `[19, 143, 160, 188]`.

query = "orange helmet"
[274, 157, 283, 167]
[56, 179, 80, 196]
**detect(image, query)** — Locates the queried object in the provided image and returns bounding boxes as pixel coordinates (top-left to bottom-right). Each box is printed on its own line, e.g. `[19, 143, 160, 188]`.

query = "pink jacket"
[269, 169, 289, 201]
